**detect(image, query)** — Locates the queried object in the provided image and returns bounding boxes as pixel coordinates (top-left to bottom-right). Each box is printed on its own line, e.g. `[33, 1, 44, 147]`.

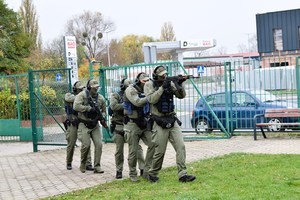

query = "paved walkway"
[0, 136, 300, 200]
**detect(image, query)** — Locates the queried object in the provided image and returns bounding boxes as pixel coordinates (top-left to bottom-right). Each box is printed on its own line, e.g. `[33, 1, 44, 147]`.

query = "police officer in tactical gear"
[73, 79, 106, 174]
[144, 65, 196, 183]
[123, 73, 155, 182]
[109, 78, 145, 179]
[64, 81, 93, 171]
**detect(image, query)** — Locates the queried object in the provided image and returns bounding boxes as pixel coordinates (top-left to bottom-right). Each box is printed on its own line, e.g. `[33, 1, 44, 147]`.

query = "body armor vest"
[153, 81, 175, 114]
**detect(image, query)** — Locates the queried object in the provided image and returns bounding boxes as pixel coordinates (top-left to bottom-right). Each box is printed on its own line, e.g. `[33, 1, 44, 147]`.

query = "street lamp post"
[105, 30, 113, 67]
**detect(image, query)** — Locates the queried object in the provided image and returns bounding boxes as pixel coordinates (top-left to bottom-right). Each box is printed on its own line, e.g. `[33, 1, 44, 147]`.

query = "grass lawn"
[45, 153, 300, 200]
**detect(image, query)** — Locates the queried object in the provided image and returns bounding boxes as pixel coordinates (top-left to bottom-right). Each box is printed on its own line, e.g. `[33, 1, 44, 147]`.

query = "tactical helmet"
[153, 65, 167, 80]
[73, 81, 85, 93]
[134, 72, 149, 84]
[120, 78, 132, 90]
[87, 79, 99, 90]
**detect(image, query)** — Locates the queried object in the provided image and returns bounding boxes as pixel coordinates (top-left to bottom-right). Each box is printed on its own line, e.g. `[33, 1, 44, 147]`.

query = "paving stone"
[0, 136, 299, 200]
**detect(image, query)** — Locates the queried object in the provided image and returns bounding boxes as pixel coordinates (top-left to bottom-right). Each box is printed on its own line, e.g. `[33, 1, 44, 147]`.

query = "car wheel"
[195, 119, 212, 134]
[267, 118, 284, 132]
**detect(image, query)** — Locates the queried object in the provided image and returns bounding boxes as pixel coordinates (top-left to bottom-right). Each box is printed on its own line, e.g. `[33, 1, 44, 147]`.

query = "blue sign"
[56, 73, 62, 81]
[197, 65, 205, 74]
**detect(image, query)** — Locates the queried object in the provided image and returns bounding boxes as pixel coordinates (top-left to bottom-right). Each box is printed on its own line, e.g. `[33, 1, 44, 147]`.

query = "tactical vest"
[64, 94, 78, 116]
[84, 90, 99, 119]
[153, 81, 175, 114]
[123, 85, 147, 118]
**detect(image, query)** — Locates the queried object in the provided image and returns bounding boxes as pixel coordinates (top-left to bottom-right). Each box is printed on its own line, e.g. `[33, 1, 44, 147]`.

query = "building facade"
[256, 8, 300, 67]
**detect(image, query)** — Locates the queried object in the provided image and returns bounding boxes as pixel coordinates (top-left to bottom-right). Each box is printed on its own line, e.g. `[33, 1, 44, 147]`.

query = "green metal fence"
[28, 68, 72, 152]
[4, 56, 299, 147]
[97, 61, 231, 141]
[96, 57, 300, 140]
[0, 74, 32, 141]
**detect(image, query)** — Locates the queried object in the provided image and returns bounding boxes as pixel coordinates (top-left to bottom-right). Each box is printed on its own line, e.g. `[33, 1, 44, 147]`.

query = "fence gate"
[29, 68, 72, 152]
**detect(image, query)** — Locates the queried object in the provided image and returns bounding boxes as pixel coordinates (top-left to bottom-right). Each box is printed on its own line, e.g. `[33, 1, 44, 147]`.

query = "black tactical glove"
[162, 80, 171, 89]
[90, 107, 97, 114]
[178, 77, 186, 85]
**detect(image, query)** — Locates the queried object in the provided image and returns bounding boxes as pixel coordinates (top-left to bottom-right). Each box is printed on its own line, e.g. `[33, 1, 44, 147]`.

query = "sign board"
[197, 65, 205, 74]
[64, 36, 78, 85]
[181, 39, 215, 49]
[56, 73, 62, 81]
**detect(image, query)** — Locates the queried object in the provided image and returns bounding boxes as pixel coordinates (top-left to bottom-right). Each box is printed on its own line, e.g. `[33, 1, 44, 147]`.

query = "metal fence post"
[28, 69, 38, 152]
[296, 56, 300, 108]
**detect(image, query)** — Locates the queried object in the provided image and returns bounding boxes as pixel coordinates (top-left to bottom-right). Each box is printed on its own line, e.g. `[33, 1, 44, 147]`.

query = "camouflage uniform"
[144, 65, 196, 183]
[64, 81, 93, 170]
[109, 79, 145, 179]
[124, 73, 155, 182]
[73, 80, 106, 173]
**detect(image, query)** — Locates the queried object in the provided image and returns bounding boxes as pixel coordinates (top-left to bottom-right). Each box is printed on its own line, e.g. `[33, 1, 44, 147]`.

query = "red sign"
[67, 41, 76, 48]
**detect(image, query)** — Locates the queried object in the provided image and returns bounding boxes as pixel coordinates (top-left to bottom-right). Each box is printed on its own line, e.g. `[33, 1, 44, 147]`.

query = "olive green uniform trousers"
[124, 122, 154, 178]
[77, 122, 103, 172]
[112, 125, 145, 172]
[66, 124, 92, 166]
[148, 121, 187, 178]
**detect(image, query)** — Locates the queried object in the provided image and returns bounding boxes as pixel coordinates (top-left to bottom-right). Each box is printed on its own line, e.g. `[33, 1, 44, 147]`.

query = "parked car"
[191, 90, 298, 134]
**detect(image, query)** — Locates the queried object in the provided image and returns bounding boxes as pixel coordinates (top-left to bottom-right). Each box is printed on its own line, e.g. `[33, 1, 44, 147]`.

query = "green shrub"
[38, 85, 57, 106]
[0, 88, 17, 119]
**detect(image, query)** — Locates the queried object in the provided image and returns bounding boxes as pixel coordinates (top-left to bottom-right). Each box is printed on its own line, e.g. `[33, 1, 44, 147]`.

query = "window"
[212, 93, 226, 106]
[234, 92, 255, 107]
[273, 29, 283, 51]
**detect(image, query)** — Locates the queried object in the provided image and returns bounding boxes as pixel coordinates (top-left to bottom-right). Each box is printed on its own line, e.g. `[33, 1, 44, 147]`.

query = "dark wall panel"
[256, 9, 300, 53]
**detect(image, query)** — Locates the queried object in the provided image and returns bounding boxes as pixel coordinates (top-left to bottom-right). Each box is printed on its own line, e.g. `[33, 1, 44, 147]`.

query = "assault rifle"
[158, 75, 193, 90]
[87, 96, 109, 129]
[165, 75, 193, 83]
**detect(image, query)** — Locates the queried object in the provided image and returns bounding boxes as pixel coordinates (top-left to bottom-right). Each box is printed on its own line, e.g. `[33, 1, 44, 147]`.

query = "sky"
[5, 0, 300, 53]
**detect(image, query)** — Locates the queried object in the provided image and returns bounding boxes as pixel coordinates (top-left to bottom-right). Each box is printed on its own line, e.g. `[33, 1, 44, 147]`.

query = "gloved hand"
[89, 107, 97, 114]
[178, 77, 186, 85]
[162, 80, 170, 89]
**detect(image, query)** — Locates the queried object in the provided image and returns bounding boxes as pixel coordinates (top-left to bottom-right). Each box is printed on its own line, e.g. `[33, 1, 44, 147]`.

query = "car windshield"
[249, 90, 277, 102]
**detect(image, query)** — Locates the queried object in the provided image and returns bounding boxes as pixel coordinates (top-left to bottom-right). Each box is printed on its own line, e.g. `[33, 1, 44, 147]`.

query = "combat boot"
[116, 171, 122, 179]
[94, 169, 104, 174]
[148, 174, 159, 183]
[80, 164, 86, 173]
[142, 172, 149, 179]
[86, 165, 94, 171]
[179, 175, 196, 182]
[66, 163, 72, 170]
[140, 169, 144, 177]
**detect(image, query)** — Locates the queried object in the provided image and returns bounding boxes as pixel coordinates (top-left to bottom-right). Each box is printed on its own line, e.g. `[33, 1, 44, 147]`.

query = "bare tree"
[210, 46, 228, 55]
[158, 22, 176, 61]
[249, 34, 258, 52]
[160, 22, 176, 41]
[237, 43, 248, 53]
[19, 0, 40, 49]
[237, 34, 258, 53]
[65, 10, 115, 60]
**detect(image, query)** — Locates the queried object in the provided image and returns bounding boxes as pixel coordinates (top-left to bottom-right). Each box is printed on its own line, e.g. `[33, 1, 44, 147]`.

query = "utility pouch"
[116, 130, 125, 137]
[123, 115, 129, 124]
[71, 119, 79, 129]
[151, 115, 176, 129]
[63, 119, 71, 130]
[110, 122, 116, 133]
[135, 118, 147, 130]
[79, 119, 98, 129]
[146, 117, 154, 131]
